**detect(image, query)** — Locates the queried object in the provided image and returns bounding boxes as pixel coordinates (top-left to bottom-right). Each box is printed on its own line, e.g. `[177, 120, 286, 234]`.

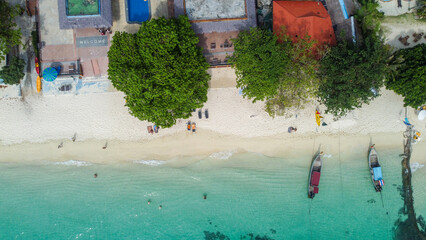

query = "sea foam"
[410, 162, 424, 173]
[53, 160, 91, 167]
[133, 160, 165, 166]
[209, 150, 235, 160]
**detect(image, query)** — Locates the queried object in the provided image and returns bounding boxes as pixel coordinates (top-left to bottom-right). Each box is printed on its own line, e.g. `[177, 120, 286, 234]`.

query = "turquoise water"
[0, 149, 425, 239]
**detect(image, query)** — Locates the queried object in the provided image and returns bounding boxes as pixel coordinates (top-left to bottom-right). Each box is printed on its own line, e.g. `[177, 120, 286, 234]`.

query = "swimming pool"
[66, 0, 100, 16]
[126, 0, 151, 23]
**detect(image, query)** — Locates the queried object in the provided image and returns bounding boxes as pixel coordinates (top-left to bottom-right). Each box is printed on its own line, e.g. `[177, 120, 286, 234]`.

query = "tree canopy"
[386, 43, 426, 108]
[229, 27, 321, 117]
[0, 56, 25, 85]
[317, 1, 389, 117]
[0, 0, 23, 63]
[107, 16, 210, 128]
[317, 36, 390, 117]
[265, 31, 321, 116]
[228, 27, 288, 102]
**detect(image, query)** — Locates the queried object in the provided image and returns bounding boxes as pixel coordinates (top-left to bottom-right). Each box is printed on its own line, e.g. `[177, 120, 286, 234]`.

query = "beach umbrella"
[418, 110, 426, 121]
[42, 67, 58, 82]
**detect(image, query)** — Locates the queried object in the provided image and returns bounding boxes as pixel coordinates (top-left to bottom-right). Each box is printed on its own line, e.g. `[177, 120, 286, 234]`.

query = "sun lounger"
[147, 125, 153, 134]
[192, 123, 196, 133]
[205, 109, 209, 119]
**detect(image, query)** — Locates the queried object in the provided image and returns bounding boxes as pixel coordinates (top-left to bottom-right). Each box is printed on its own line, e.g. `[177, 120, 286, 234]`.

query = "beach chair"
[192, 123, 196, 133]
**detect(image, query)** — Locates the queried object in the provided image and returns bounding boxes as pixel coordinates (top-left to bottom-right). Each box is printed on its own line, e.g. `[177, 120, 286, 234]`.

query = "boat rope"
[338, 126, 347, 240]
[308, 200, 313, 240]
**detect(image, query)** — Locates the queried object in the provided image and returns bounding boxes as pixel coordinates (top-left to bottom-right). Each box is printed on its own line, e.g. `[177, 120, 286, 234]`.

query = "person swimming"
[94, 173, 98, 178]
[159, 205, 162, 210]
[203, 194, 207, 200]
[147, 199, 151, 205]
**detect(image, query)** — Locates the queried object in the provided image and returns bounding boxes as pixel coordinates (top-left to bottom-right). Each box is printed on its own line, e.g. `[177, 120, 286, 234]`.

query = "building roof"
[58, 0, 112, 29]
[174, 0, 257, 34]
[273, 1, 336, 46]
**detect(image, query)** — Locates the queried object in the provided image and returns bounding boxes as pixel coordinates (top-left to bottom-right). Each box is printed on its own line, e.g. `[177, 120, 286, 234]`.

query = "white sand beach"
[1, 16, 425, 165]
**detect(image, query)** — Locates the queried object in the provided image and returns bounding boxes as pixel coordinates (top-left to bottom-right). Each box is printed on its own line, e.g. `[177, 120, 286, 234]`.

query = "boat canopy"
[311, 171, 321, 186]
[373, 167, 382, 181]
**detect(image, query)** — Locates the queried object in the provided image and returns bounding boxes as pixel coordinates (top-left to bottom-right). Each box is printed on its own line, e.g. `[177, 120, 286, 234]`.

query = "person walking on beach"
[72, 133, 77, 142]
[58, 141, 63, 148]
[103, 141, 108, 149]
[288, 127, 297, 133]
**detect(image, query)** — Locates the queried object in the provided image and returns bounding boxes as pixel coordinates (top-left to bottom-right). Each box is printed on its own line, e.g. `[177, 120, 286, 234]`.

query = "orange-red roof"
[273, 1, 336, 47]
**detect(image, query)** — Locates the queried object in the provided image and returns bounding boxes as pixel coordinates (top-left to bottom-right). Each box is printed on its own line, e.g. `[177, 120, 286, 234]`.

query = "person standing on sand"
[58, 142, 63, 148]
[72, 133, 77, 142]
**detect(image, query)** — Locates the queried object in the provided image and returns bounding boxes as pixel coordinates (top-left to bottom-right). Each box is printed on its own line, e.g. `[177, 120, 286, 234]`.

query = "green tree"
[265, 31, 321, 116]
[386, 44, 426, 108]
[0, 0, 23, 63]
[0, 56, 25, 85]
[228, 27, 289, 102]
[229, 27, 321, 117]
[108, 16, 210, 128]
[355, 0, 384, 38]
[317, 36, 390, 117]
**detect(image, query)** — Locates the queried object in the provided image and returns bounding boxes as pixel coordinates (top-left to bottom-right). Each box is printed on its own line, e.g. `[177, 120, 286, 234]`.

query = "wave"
[209, 150, 236, 160]
[410, 162, 424, 173]
[53, 160, 91, 167]
[143, 192, 158, 197]
[190, 176, 201, 181]
[133, 160, 165, 166]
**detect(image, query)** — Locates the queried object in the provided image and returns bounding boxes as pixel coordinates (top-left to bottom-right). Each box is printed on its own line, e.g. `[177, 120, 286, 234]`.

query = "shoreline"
[1, 130, 425, 166]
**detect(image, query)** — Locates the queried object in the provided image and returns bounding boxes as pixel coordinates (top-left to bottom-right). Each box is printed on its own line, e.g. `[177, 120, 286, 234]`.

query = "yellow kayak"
[36, 76, 42, 93]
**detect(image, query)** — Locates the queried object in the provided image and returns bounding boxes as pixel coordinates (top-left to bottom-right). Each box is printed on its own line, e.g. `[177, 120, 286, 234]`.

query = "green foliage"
[108, 16, 210, 128]
[318, 37, 390, 117]
[355, 0, 384, 38]
[265, 32, 321, 116]
[416, 0, 426, 19]
[31, 31, 39, 57]
[228, 27, 289, 102]
[229, 27, 321, 117]
[0, 56, 25, 85]
[0, 0, 23, 63]
[386, 44, 426, 108]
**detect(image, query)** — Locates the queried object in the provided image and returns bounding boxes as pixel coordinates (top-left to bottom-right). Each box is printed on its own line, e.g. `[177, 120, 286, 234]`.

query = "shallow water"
[0, 149, 425, 239]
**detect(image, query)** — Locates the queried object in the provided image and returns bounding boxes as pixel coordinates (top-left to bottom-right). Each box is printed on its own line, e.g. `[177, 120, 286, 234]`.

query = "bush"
[0, 56, 25, 85]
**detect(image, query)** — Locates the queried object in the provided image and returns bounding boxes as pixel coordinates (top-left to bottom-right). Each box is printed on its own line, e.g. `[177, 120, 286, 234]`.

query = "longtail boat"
[308, 150, 323, 199]
[368, 144, 384, 192]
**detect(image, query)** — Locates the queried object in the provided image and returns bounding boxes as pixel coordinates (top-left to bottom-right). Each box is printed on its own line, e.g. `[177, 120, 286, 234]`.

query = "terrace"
[174, 0, 257, 66]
